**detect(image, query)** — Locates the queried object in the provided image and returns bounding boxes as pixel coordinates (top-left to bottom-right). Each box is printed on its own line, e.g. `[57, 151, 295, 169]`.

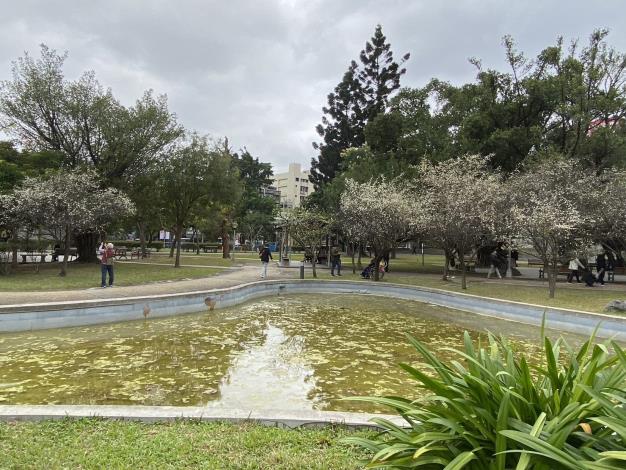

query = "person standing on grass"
[330, 246, 342, 276]
[487, 249, 502, 279]
[259, 244, 272, 278]
[99, 242, 115, 288]
[596, 251, 607, 285]
[567, 256, 584, 283]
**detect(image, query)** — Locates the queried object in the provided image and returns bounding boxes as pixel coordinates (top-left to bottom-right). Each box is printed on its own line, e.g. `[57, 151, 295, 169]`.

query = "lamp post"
[231, 222, 237, 262]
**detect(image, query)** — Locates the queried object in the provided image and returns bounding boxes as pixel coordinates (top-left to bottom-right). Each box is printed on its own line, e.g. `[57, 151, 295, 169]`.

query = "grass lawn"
[0, 262, 221, 291]
[0, 419, 370, 469]
[312, 266, 623, 314]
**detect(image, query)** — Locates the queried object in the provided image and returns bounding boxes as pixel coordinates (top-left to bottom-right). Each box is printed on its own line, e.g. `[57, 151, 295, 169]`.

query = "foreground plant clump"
[346, 328, 626, 469]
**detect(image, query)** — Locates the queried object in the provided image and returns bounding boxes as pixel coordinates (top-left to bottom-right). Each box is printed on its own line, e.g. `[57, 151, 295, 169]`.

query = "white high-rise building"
[272, 163, 314, 209]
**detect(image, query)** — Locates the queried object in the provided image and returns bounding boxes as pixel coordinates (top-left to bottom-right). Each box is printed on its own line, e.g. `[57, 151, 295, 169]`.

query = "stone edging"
[0, 279, 624, 340]
[0, 405, 402, 429]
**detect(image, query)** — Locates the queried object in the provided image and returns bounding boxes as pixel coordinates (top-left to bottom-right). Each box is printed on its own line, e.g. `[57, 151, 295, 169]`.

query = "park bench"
[537, 265, 570, 279]
[20, 251, 47, 264]
[52, 247, 77, 262]
[114, 246, 128, 260]
[527, 259, 569, 278]
[460, 258, 475, 272]
[607, 266, 626, 282]
[130, 247, 153, 259]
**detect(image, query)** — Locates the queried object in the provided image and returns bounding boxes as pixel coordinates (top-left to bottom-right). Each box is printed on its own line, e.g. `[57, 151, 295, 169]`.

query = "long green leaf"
[598, 450, 626, 461]
[514, 413, 546, 470]
[501, 430, 584, 470]
[495, 391, 511, 470]
[442, 451, 476, 470]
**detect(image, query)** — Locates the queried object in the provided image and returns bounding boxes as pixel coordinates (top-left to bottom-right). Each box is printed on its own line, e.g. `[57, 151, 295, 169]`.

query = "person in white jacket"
[567, 257, 584, 283]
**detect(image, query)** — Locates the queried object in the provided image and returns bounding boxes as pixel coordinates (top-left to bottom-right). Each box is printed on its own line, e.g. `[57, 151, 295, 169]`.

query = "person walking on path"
[259, 244, 272, 278]
[567, 256, 584, 283]
[99, 242, 115, 288]
[330, 246, 342, 276]
[486, 249, 502, 279]
[596, 252, 607, 285]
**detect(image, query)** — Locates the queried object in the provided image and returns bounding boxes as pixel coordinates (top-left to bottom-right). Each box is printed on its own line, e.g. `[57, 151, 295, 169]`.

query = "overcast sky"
[1, 0, 625, 173]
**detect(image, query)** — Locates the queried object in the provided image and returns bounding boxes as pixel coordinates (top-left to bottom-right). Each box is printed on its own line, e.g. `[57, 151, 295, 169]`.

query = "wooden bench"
[130, 247, 152, 259]
[52, 247, 77, 262]
[20, 252, 47, 264]
[537, 265, 570, 279]
[461, 259, 475, 272]
[114, 247, 128, 260]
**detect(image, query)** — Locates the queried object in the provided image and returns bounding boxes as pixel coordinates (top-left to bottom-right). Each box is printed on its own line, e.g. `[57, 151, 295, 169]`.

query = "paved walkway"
[1, 260, 624, 307]
[0, 264, 296, 306]
[441, 266, 626, 292]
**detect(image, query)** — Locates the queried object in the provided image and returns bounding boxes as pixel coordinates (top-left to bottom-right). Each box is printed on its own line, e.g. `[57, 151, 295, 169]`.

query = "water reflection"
[0, 295, 586, 412]
[210, 324, 317, 410]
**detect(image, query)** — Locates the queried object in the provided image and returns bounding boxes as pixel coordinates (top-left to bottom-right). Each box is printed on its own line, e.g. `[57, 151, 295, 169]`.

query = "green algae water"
[0, 295, 574, 412]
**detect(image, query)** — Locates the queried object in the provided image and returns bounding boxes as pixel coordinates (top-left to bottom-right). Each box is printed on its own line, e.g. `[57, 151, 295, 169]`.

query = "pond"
[0, 294, 581, 413]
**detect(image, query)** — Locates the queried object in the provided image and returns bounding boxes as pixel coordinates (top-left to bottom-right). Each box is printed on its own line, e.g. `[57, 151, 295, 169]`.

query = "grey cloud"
[1, 0, 625, 171]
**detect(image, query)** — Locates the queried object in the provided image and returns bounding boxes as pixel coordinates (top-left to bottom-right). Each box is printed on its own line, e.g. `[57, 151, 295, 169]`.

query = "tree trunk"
[169, 233, 176, 258]
[373, 253, 384, 281]
[351, 242, 356, 274]
[548, 259, 557, 299]
[459, 249, 467, 289]
[75, 232, 98, 263]
[222, 232, 230, 259]
[311, 247, 317, 278]
[357, 243, 362, 269]
[174, 225, 183, 268]
[193, 228, 200, 255]
[221, 217, 230, 259]
[391, 248, 396, 259]
[506, 245, 512, 278]
[443, 248, 451, 281]
[10, 229, 18, 268]
[326, 235, 331, 268]
[138, 222, 147, 258]
[60, 224, 71, 277]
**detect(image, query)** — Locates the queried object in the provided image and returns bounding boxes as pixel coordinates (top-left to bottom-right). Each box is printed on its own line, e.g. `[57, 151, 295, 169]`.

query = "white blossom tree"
[13, 168, 134, 276]
[0, 192, 23, 269]
[584, 168, 626, 245]
[337, 200, 366, 274]
[0, 45, 182, 262]
[509, 158, 595, 298]
[283, 208, 332, 278]
[414, 155, 502, 289]
[340, 178, 414, 280]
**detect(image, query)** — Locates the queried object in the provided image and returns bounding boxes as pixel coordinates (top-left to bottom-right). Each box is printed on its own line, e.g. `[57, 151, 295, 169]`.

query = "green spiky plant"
[344, 324, 626, 469]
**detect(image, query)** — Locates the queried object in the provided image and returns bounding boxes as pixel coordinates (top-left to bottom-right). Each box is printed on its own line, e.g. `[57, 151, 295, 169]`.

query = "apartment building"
[272, 163, 314, 209]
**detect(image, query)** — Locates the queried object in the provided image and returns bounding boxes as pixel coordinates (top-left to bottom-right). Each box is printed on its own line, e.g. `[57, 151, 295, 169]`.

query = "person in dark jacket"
[259, 245, 272, 278]
[487, 249, 502, 279]
[582, 269, 596, 287]
[596, 252, 607, 285]
[606, 250, 616, 271]
[330, 246, 341, 276]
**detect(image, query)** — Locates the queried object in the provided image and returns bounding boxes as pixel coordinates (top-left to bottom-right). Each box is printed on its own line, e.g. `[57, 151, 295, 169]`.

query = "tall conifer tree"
[310, 61, 364, 188]
[359, 25, 410, 121]
[310, 25, 409, 190]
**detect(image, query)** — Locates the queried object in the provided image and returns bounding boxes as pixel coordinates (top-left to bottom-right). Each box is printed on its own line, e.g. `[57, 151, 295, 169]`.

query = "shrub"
[147, 241, 163, 252]
[345, 327, 626, 469]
